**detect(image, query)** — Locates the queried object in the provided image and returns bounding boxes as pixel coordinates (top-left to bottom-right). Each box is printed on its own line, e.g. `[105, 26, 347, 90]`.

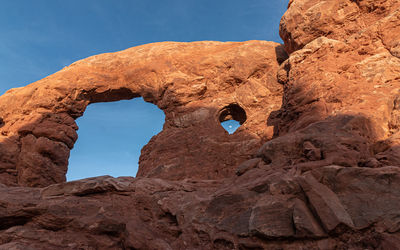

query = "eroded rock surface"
[1, 167, 400, 249]
[0, 41, 286, 187]
[268, 0, 400, 173]
[0, 0, 400, 249]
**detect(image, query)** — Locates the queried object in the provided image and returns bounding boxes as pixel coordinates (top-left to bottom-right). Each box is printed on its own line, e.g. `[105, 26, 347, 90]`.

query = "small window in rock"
[219, 104, 246, 134]
[221, 120, 241, 134]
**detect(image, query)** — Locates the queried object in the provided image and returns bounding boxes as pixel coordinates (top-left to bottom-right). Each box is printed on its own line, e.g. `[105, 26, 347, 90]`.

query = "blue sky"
[0, 0, 289, 180]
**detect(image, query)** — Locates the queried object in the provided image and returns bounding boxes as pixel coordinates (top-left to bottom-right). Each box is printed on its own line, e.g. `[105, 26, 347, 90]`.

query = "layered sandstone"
[0, 0, 399, 249]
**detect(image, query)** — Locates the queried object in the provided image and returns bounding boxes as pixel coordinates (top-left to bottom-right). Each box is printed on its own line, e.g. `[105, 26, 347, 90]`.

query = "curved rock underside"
[0, 0, 400, 249]
[0, 41, 287, 187]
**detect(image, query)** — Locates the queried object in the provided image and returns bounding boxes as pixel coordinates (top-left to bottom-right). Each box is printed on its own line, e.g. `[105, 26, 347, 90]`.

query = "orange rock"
[0, 41, 287, 187]
[0, 0, 399, 248]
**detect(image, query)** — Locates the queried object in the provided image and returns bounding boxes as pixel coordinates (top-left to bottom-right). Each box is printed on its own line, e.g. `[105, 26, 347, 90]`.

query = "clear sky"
[0, 0, 289, 180]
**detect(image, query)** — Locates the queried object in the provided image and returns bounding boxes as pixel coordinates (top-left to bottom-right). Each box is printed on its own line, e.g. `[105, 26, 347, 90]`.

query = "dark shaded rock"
[298, 171, 354, 232]
[249, 196, 295, 238]
[293, 198, 326, 238]
[236, 158, 262, 176]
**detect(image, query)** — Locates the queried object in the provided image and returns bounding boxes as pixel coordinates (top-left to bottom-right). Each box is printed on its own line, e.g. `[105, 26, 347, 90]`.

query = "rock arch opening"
[66, 97, 165, 181]
[218, 104, 247, 134]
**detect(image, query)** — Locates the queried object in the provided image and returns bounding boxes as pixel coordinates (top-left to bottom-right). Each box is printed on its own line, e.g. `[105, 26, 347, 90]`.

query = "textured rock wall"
[0, 41, 287, 187]
[0, 0, 400, 249]
[265, 0, 400, 172]
[1, 167, 400, 249]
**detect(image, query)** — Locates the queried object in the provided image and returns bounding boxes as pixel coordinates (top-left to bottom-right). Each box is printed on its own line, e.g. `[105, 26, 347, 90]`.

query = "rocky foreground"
[0, 0, 400, 249]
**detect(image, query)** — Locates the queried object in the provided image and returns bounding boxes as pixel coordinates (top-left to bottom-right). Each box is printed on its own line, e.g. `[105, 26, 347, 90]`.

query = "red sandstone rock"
[0, 0, 399, 248]
[0, 166, 400, 249]
[280, 0, 400, 54]
[0, 41, 286, 188]
[269, 0, 400, 172]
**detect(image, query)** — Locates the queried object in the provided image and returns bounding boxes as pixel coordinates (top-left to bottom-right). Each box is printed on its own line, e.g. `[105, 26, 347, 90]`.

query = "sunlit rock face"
[0, 41, 286, 187]
[0, 0, 400, 249]
[272, 0, 400, 171]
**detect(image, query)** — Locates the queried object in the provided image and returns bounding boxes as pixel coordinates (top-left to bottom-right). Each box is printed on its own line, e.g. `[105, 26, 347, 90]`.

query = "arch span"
[0, 41, 287, 187]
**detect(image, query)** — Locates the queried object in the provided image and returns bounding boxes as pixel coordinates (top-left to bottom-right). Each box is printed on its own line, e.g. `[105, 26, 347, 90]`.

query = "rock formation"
[0, 41, 287, 187]
[0, 0, 400, 249]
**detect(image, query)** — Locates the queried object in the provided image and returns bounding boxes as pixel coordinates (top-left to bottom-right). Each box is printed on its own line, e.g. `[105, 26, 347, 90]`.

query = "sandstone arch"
[2, 1, 400, 248]
[0, 41, 287, 187]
